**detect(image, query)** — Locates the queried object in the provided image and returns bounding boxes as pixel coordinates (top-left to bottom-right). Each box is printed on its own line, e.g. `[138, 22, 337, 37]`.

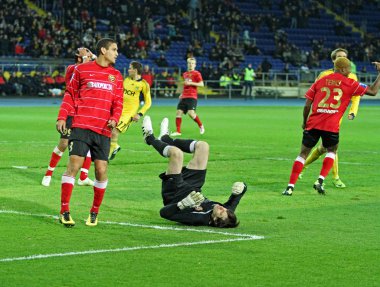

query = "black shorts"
[160, 167, 207, 205]
[59, 116, 73, 139]
[177, 98, 197, 114]
[302, 129, 339, 148]
[69, 128, 110, 161]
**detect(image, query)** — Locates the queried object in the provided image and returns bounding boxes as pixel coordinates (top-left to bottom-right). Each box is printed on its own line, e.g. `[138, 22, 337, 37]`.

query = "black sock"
[160, 135, 195, 153]
[160, 134, 174, 145]
[151, 138, 169, 157]
[172, 139, 196, 153]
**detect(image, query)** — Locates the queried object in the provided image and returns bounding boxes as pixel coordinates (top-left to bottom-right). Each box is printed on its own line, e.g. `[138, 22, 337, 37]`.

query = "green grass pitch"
[0, 104, 379, 286]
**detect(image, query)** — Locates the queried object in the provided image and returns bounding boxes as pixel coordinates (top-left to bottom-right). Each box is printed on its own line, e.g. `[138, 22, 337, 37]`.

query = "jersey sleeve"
[57, 66, 80, 120]
[223, 190, 247, 212]
[138, 80, 152, 115]
[305, 82, 317, 101]
[159, 203, 211, 226]
[348, 73, 361, 116]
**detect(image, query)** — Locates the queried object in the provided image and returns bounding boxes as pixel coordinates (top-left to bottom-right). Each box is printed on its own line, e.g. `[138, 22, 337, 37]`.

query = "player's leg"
[142, 116, 183, 174]
[283, 129, 318, 196]
[299, 144, 326, 179]
[42, 117, 73, 186]
[59, 128, 89, 227]
[313, 131, 339, 195]
[186, 141, 209, 170]
[171, 108, 184, 136]
[109, 112, 133, 160]
[78, 150, 94, 186]
[60, 154, 85, 227]
[42, 138, 68, 186]
[331, 153, 346, 188]
[188, 109, 205, 135]
[86, 131, 112, 227]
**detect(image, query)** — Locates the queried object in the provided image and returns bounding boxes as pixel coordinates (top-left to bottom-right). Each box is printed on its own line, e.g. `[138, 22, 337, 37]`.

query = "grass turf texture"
[0, 105, 379, 286]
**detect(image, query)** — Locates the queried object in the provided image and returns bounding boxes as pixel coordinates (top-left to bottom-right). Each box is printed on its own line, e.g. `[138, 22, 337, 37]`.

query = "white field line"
[0, 210, 264, 263]
[0, 237, 256, 263]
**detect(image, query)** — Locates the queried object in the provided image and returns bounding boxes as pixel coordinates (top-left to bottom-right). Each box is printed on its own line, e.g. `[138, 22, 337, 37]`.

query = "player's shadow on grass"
[0, 197, 58, 225]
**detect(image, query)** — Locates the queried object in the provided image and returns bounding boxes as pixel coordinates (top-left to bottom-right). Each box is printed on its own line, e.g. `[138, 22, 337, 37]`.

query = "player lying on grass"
[283, 58, 380, 196]
[142, 116, 247, 228]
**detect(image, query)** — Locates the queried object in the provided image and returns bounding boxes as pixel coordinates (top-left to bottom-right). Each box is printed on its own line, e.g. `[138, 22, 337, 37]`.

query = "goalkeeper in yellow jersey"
[299, 48, 360, 188]
[109, 61, 152, 160]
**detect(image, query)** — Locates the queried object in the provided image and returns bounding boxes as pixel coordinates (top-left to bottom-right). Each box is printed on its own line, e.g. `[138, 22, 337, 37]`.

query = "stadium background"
[1, 0, 380, 99]
[1, 1, 380, 286]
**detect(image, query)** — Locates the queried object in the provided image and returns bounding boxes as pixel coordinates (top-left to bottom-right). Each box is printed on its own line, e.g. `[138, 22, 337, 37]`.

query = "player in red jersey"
[56, 38, 123, 227]
[42, 47, 96, 187]
[283, 58, 380, 196]
[171, 57, 205, 136]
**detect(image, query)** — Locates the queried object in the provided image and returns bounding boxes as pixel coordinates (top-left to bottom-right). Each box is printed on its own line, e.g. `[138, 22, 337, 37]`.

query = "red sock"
[80, 155, 92, 180]
[45, 147, 63, 176]
[90, 180, 108, 213]
[319, 152, 335, 178]
[176, 117, 182, 133]
[288, 156, 305, 185]
[193, 115, 203, 127]
[60, 175, 75, 213]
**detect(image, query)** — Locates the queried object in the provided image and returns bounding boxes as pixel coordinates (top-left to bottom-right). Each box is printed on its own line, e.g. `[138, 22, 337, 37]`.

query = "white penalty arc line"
[0, 210, 263, 239]
[0, 237, 257, 263]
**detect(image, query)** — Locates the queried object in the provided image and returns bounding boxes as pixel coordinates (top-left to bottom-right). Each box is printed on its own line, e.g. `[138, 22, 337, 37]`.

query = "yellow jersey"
[122, 77, 152, 115]
[316, 69, 360, 116]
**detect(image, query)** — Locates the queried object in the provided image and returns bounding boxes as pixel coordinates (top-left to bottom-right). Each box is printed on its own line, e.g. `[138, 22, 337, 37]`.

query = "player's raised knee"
[195, 141, 209, 154]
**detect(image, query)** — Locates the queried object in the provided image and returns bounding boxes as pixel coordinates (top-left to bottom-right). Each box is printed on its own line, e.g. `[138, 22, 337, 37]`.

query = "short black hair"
[96, 38, 117, 56]
[210, 209, 239, 228]
[130, 61, 143, 75]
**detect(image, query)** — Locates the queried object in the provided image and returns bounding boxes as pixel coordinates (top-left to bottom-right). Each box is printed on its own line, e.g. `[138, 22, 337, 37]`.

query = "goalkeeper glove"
[177, 191, 205, 210]
[231, 182, 247, 195]
[348, 113, 355, 120]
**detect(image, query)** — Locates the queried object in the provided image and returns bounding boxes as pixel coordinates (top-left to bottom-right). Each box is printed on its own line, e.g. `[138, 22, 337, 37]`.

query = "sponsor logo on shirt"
[87, 82, 113, 90]
[317, 108, 338, 114]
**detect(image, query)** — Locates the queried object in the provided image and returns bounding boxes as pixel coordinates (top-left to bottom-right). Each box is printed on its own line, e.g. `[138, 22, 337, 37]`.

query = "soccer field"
[1, 104, 379, 286]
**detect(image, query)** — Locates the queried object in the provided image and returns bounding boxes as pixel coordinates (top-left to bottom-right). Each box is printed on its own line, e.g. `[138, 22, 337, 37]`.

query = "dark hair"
[96, 38, 117, 56]
[130, 61, 143, 75]
[210, 209, 239, 228]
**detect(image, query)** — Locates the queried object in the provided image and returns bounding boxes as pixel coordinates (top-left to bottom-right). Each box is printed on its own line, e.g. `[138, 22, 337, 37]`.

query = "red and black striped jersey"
[61, 64, 76, 117]
[57, 61, 123, 137]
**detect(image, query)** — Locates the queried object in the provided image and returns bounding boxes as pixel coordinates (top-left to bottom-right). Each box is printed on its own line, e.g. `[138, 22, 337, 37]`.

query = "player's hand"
[132, 114, 141, 122]
[348, 113, 355, 120]
[372, 62, 380, 72]
[56, 120, 66, 134]
[231, 182, 247, 195]
[177, 191, 205, 210]
[107, 119, 117, 128]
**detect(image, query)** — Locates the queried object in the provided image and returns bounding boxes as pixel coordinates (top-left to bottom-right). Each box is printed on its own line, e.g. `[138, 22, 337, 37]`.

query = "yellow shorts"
[116, 110, 136, 133]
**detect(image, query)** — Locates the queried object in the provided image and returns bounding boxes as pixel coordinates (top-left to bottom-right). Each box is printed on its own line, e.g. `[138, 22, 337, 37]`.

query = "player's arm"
[159, 204, 210, 226]
[133, 82, 152, 121]
[57, 68, 79, 133]
[364, 62, 380, 96]
[348, 73, 360, 120]
[302, 99, 312, 129]
[185, 80, 204, 87]
[223, 182, 247, 212]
